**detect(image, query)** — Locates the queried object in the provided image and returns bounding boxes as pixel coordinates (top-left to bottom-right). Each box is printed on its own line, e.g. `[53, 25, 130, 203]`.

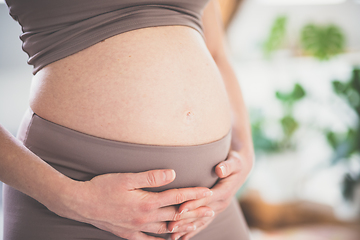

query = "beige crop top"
[5, 0, 209, 75]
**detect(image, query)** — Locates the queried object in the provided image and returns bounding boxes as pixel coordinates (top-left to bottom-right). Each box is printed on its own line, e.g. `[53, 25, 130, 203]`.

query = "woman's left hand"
[168, 150, 253, 240]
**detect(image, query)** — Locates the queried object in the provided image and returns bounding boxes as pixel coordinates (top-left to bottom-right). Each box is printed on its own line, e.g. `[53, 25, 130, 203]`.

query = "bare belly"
[29, 26, 232, 145]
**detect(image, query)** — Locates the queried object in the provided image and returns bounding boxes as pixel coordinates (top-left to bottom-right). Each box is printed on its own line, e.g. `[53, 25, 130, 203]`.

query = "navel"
[185, 111, 194, 123]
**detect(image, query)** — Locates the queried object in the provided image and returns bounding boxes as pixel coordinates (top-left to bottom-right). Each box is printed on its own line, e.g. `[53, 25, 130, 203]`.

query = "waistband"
[19, 108, 232, 191]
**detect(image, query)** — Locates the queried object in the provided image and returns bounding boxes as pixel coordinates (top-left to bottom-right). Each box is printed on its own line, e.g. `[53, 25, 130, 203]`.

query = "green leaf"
[332, 81, 348, 95]
[328, 129, 357, 164]
[346, 88, 360, 108]
[292, 84, 306, 101]
[263, 15, 288, 57]
[300, 23, 345, 60]
[281, 115, 298, 138]
[276, 83, 306, 103]
[326, 131, 338, 150]
[350, 67, 360, 92]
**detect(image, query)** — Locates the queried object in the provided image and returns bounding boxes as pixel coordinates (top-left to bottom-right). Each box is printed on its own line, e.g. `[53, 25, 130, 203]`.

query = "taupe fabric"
[5, 0, 209, 75]
[3, 108, 250, 239]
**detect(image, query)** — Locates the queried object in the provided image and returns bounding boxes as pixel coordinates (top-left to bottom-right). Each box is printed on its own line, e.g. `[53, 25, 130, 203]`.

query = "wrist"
[230, 147, 254, 162]
[43, 175, 87, 222]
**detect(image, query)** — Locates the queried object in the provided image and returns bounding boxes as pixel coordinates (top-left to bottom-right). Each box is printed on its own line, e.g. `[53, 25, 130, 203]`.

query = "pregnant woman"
[1, 0, 254, 239]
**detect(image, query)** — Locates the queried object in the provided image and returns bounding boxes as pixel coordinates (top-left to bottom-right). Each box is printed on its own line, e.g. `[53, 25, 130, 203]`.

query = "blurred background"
[1, 0, 360, 239]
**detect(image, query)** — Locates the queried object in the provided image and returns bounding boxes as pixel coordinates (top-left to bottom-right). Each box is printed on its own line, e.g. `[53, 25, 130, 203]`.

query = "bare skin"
[1, 0, 254, 239]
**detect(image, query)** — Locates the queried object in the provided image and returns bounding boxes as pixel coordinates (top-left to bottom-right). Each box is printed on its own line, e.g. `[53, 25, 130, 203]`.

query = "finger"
[170, 222, 198, 240]
[127, 169, 176, 189]
[158, 205, 213, 222]
[163, 206, 213, 230]
[171, 217, 212, 240]
[179, 206, 214, 220]
[171, 232, 187, 240]
[178, 178, 234, 212]
[177, 196, 212, 214]
[181, 228, 199, 240]
[142, 219, 196, 235]
[180, 218, 212, 240]
[215, 151, 242, 178]
[168, 208, 215, 233]
[175, 222, 197, 234]
[178, 184, 230, 212]
[153, 187, 212, 208]
[208, 175, 239, 203]
[140, 215, 211, 237]
[167, 217, 197, 233]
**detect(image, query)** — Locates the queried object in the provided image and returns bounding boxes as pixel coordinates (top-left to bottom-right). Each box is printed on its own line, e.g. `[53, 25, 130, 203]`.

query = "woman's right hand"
[55, 169, 213, 240]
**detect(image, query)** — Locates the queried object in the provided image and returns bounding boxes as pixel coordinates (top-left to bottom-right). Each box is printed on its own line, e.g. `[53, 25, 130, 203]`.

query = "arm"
[169, 1, 254, 239]
[202, 0, 254, 160]
[0, 123, 213, 239]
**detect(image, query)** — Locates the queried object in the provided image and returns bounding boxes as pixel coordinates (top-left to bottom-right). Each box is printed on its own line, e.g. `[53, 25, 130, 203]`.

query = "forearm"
[0, 124, 77, 215]
[215, 52, 254, 161]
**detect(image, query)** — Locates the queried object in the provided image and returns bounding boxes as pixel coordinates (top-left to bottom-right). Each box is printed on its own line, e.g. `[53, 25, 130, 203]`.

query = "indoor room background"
[1, 0, 360, 239]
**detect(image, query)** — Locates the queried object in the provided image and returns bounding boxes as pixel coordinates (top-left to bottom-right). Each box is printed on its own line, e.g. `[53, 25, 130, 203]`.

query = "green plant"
[263, 15, 288, 58]
[327, 67, 360, 200]
[300, 23, 345, 60]
[276, 83, 306, 149]
[250, 83, 306, 154]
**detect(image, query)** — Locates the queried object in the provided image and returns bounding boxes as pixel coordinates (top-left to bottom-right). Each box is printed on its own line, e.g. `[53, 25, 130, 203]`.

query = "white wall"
[0, 3, 32, 135]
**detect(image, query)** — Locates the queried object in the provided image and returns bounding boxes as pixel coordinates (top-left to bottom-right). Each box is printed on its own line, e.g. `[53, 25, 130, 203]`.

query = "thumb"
[126, 169, 176, 190]
[215, 151, 240, 178]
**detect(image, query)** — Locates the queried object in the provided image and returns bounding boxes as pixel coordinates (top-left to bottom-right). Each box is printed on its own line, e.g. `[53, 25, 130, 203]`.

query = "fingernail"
[205, 210, 215, 217]
[219, 165, 226, 176]
[203, 190, 213, 197]
[174, 236, 180, 240]
[180, 208, 188, 215]
[171, 226, 178, 233]
[165, 170, 175, 181]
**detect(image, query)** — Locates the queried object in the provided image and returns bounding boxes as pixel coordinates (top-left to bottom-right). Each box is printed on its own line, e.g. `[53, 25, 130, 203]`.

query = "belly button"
[185, 111, 194, 122]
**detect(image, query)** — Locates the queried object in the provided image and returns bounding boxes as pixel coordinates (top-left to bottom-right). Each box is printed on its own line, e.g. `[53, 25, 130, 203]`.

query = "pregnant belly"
[30, 26, 232, 146]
